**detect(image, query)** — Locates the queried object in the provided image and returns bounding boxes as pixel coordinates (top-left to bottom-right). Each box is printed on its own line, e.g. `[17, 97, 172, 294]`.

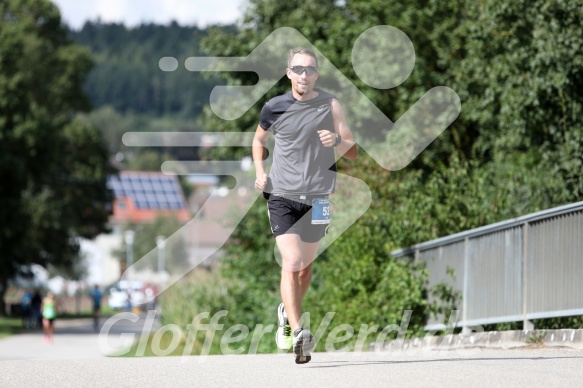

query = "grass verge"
[0, 317, 24, 340]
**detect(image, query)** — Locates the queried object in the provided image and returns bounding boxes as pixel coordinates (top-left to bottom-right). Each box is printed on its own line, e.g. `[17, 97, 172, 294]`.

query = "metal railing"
[391, 201, 583, 330]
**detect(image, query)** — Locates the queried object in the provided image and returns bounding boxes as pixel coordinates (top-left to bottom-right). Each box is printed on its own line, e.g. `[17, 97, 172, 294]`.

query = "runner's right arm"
[253, 124, 270, 190]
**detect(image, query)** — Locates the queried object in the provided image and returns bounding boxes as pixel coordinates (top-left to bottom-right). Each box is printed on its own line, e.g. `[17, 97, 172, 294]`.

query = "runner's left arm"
[317, 99, 357, 160]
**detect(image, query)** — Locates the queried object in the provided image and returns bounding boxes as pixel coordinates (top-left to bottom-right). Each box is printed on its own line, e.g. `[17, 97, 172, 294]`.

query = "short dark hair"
[288, 48, 318, 68]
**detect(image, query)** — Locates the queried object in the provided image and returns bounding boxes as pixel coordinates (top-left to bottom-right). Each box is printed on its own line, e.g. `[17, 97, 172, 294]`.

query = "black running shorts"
[266, 194, 330, 243]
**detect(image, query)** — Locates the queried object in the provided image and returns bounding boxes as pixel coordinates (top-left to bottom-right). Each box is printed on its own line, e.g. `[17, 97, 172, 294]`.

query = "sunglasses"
[289, 65, 318, 76]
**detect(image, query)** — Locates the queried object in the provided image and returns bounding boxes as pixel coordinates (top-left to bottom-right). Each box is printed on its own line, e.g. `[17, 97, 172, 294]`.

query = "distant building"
[107, 171, 190, 224]
[77, 172, 193, 289]
[81, 171, 245, 290]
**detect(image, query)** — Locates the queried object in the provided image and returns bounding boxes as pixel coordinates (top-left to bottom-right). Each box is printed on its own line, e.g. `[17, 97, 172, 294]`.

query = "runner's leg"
[278, 235, 319, 331]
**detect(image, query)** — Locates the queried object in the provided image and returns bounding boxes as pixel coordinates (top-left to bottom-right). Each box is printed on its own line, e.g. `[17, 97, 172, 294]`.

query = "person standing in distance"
[89, 285, 103, 332]
[252, 48, 357, 364]
[41, 292, 58, 344]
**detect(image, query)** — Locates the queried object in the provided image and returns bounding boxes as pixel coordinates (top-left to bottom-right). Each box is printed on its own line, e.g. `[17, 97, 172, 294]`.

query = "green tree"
[160, 0, 583, 348]
[0, 0, 112, 313]
[76, 105, 133, 155]
[68, 21, 220, 118]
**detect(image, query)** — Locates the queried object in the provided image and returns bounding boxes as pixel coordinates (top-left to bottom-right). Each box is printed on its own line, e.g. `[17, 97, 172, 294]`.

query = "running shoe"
[275, 303, 292, 350]
[293, 327, 315, 364]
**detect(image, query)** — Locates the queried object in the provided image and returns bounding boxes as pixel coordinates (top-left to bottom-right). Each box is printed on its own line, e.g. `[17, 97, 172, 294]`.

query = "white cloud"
[51, 0, 245, 29]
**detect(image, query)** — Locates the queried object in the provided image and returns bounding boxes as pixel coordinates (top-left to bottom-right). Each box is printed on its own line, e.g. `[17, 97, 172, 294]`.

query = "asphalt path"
[1, 348, 582, 387]
[1, 316, 582, 387]
[0, 311, 157, 361]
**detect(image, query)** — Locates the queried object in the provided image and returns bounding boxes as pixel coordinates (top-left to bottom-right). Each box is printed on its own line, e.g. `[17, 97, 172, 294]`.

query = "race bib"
[311, 198, 331, 225]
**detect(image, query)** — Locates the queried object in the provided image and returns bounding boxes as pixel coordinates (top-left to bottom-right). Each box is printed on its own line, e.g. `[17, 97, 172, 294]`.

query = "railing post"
[522, 222, 534, 331]
[462, 237, 470, 333]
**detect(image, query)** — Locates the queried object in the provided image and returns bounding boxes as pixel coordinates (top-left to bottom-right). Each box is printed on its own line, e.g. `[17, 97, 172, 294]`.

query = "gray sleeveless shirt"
[259, 89, 336, 196]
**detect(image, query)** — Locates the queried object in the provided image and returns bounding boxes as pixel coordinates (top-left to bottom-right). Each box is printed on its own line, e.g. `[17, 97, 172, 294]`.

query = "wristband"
[333, 133, 342, 147]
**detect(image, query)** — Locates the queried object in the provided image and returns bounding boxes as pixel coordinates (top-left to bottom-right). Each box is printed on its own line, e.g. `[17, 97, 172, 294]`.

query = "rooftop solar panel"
[113, 187, 124, 197]
[108, 172, 187, 211]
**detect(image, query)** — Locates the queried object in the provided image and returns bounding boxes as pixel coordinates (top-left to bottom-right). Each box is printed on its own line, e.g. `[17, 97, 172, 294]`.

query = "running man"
[252, 48, 357, 364]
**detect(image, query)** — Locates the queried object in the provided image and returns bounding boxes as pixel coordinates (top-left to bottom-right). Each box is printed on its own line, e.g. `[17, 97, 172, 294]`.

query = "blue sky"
[51, 0, 246, 29]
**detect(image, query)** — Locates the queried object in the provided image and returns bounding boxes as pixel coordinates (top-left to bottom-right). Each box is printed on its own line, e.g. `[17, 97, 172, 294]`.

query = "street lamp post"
[124, 230, 135, 280]
[156, 235, 166, 286]
[124, 230, 135, 312]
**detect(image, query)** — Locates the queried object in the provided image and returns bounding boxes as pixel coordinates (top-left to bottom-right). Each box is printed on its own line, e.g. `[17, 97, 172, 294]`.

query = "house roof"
[107, 171, 187, 210]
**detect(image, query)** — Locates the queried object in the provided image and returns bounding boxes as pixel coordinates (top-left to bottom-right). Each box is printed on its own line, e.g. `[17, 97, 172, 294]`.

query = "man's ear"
[286, 68, 292, 79]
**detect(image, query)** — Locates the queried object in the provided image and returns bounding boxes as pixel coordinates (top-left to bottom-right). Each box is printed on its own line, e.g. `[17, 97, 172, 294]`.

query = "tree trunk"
[0, 278, 8, 316]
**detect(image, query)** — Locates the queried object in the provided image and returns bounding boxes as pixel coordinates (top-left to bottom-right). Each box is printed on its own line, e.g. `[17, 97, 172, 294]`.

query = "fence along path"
[391, 201, 583, 330]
